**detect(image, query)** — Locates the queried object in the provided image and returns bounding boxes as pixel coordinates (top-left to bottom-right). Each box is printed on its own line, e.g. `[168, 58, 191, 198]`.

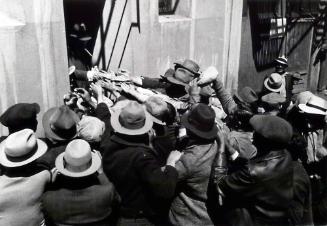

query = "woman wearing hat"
[169, 104, 219, 226]
[42, 139, 118, 226]
[0, 129, 52, 226]
[102, 100, 182, 225]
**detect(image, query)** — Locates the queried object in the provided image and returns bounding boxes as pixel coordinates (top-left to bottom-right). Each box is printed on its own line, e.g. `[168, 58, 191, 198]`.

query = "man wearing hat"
[212, 115, 313, 226]
[0, 129, 52, 226]
[274, 56, 302, 100]
[129, 59, 213, 108]
[169, 103, 219, 226]
[101, 100, 182, 225]
[68, 23, 94, 89]
[0, 103, 40, 142]
[42, 139, 118, 225]
[261, 92, 286, 116]
[38, 105, 80, 168]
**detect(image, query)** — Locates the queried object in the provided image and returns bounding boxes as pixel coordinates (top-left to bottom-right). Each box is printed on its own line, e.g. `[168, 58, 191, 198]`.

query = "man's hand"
[197, 66, 219, 86]
[75, 88, 91, 102]
[166, 150, 183, 167]
[50, 167, 60, 183]
[90, 82, 103, 99]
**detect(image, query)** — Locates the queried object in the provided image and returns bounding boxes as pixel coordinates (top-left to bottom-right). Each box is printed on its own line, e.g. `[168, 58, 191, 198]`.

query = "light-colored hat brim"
[298, 104, 327, 115]
[263, 77, 285, 93]
[55, 151, 101, 177]
[0, 139, 47, 167]
[110, 103, 153, 135]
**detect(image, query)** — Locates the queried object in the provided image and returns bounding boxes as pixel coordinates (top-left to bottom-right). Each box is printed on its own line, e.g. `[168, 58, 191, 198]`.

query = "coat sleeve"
[134, 149, 178, 199]
[289, 162, 313, 226]
[218, 164, 255, 199]
[212, 79, 237, 115]
[141, 77, 169, 89]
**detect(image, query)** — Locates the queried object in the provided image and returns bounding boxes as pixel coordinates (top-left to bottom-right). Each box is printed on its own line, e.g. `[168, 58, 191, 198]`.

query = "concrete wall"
[0, 0, 69, 136]
[92, 0, 243, 93]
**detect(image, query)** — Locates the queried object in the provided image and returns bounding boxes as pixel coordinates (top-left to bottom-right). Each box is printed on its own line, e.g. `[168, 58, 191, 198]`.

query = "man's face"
[275, 64, 287, 74]
[175, 68, 195, 84]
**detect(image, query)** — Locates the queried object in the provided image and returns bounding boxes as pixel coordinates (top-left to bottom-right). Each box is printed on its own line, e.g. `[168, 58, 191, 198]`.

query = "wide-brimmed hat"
[69, 23, 92, 42]
[261, 92, 286, 105]
[181, 104, 218, 140]
[250, 115, 293, 145]
[167, 59, 200, 86]
[298, 95, 327, 115]
[55, 139, 101, 177]
[275, 56, 288, 67]
[264, 73, 285, 92]
[43, 106, 80, 141]
[145, 96, 168, 125]
[0, 129, 47, 167]
[77, 116, 105, 143]
[0, 103, 40, 129]
[110, 100, 153, 135]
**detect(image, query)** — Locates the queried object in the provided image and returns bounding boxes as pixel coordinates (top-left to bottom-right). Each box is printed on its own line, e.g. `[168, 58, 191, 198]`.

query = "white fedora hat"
[0, 129, 47, 167]
[264, 73, 285, 93]
[55, 139, 101, 177]
[110, 100, 153, 135]
[298, 95, 327, 115]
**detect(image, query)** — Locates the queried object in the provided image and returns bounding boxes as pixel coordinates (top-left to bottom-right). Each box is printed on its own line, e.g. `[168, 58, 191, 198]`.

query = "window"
[159, 0, 176, 15]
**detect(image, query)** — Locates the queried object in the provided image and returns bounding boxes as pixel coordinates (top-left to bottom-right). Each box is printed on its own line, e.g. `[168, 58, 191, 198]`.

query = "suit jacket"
[42, 173, 117, 226]
[101, 134, 178, 223]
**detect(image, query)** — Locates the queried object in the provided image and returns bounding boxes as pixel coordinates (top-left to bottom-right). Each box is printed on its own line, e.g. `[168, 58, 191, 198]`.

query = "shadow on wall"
[63, 0, 106, 60]
[63, 0, 141, 71]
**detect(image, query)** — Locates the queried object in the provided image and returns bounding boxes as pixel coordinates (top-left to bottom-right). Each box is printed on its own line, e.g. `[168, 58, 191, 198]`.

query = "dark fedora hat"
[167, 59, 201, 86]
[250, 115, 293, 145]
[234, 87, 258, 105]
[0, 103, 40, 129]
[181, 104, 218, 140]
[42, 106, 80, 141]
[174, 59, 200, 75]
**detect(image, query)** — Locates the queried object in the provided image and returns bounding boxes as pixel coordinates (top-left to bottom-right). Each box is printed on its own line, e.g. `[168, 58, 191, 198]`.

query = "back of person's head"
[250, 115, 293, 154]
[77, 116, 105, 143]
[0, 103, 40, 134]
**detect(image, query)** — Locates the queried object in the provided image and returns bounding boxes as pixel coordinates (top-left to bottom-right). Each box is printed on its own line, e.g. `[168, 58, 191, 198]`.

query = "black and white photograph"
[0, 0, 326, 225]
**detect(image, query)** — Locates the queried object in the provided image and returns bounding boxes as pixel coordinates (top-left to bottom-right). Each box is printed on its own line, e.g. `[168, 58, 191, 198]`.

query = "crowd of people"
[0, 56, 327, 226]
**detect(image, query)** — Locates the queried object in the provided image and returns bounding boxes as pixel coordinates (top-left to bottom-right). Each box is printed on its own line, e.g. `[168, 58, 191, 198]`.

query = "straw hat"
[264, 73, 285, 92]
[0, 129, 47, 167]
[110, 100, 153, 135]
[55, 139, 101, 177]
[298, 95, 327, 115]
